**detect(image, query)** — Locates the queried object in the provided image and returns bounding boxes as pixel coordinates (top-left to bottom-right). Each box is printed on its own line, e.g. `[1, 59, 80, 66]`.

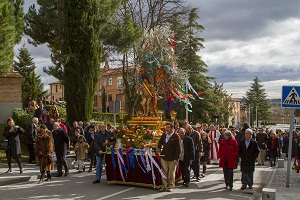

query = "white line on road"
[95, 187, 135, 200]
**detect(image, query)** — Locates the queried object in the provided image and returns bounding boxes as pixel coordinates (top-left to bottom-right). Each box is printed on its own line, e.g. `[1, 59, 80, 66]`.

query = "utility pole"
[255, 106, 258, 127]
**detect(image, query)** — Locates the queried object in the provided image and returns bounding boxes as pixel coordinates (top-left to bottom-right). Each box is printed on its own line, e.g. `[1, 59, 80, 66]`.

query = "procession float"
[105, 27, 202, 188]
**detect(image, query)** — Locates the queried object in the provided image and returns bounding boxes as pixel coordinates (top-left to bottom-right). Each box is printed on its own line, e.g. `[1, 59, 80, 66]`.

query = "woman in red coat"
[219, 130, 239, 191]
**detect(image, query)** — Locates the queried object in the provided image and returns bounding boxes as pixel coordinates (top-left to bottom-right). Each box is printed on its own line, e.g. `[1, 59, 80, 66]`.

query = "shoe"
[166, 188, 173, 192]
[200, 173, 205, 178]
[88, 169, 92, 173]
[83, 165, 85, 172]
[55, 173, 63, 177]
[77, 171, 82, 173]
[241, 186, 246, 190]
[45, 175, 52, 181]
[182, 182, 186, 186]
[185, 183, 189, 187]
[64, 171, 69, 176]
[196, 177, 200, 182]
[93, 180, 100, 184]
[248, 186, 253, 189]
[5, 169, 12, 173]
[38, 178, 43, 184]
[225, 184, 229, 189]
[19, 169, 23, 174]
[158, 188, 166, 192]
[262, 163, 264, 165]
[191, 176, 196, 179]
[256, 163, 261, 166]
[229, 187, 234, 191]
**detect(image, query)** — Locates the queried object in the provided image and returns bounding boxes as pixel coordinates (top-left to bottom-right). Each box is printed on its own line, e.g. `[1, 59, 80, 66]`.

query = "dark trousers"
[241, 171, 254, 187]
[6, 149, 22, 170]
[179, 160, 191, 184]
[191, 150, 200, 178]
[56, 154, 68, 175]
[27, 144, 35, 163]
[223, 161, 234, 188]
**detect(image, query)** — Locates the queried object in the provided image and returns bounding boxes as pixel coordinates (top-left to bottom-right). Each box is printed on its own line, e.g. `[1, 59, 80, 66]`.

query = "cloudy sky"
[17, 0, 300, 99]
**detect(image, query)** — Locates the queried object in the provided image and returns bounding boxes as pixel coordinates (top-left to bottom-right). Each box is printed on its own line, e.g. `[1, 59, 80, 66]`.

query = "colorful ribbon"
[110, 148, 116, 170]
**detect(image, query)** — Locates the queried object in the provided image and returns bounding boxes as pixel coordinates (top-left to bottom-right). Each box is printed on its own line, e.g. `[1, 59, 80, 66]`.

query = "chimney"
[104, 61, 109, 72]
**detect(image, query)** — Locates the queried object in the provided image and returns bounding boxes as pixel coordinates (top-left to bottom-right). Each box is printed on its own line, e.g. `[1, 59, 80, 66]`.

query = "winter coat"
[200, 137, 211, 162]
[94, 130, 115, 157]
[85, 131, 96, 156]
[267, 137, 281, 158]
[219, 138, 239, 169]
[239, 138, 260, 173]
[158, 132, 181, 161]
[26, 123, 38, 145]
[75, 141, 89, 160]
[3, 125, 25, 159]
[52, 128, 69, 156]
[180, 135, 195, 163]
[35, 131, 54, 171]
[256, 133, 268, 149]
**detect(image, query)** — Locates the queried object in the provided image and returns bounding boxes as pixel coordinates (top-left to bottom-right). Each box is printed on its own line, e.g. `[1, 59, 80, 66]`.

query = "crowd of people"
[2, 106, 300, 190]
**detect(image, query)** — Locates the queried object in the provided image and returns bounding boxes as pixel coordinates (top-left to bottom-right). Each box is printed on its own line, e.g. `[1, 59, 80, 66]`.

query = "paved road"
[0, 163, 274, 200]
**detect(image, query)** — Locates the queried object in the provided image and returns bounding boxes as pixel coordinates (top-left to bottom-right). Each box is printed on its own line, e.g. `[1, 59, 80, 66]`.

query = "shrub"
[12, 108, 32, 143]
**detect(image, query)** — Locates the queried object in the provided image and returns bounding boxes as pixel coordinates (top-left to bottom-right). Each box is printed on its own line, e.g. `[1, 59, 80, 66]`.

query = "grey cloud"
[191, 0, 300, 41]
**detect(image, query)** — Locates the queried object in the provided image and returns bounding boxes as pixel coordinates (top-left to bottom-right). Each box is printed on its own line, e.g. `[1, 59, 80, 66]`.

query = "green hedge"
[91, 112, 130, 124]
[12, 108, 32, 132]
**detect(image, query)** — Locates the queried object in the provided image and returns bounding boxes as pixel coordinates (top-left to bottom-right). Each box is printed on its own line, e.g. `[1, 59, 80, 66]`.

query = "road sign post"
[281, 86, 300, 187]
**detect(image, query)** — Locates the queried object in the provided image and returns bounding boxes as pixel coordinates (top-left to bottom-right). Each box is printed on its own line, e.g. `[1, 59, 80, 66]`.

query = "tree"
[244, 76, 272, 127]
[25, 0, 65, 81]
[14, 45, 46, 101]
[62, 0, 122, 122]
[0, 0, 24, 75]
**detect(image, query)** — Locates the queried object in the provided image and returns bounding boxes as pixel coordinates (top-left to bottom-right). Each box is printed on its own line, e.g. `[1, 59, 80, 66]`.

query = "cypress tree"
[0, 0, 24, 75]
[63, 0, 121, 122]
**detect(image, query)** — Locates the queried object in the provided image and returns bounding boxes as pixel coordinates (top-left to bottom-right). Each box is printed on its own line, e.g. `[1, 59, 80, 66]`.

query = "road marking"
[95, 187, 135, 200]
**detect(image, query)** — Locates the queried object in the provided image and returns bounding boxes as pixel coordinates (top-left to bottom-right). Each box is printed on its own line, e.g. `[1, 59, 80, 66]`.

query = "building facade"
[0, 72, 22, 124]
[49, 81, 64, 103]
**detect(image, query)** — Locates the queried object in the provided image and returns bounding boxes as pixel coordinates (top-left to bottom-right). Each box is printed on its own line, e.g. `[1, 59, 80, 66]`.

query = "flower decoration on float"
[123, 138, 142, 148]
[142, 128, 157, 140]
[113, 126, 128, 139]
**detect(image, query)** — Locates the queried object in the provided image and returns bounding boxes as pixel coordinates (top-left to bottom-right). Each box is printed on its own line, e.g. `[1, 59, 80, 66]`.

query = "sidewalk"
[264, 160, 300, 200]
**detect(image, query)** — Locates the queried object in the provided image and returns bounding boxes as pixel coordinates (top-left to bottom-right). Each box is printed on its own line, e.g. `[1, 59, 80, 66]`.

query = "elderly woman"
[219, 130, 239, 191]
[35, 124, 54, 183]
[3, 118, 25, 174]
[267, 131, 281, 167]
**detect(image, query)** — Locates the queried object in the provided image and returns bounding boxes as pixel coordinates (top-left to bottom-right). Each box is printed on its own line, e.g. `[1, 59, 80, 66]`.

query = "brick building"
[49, 81, 64, 103]
[0, 72, 22, 124]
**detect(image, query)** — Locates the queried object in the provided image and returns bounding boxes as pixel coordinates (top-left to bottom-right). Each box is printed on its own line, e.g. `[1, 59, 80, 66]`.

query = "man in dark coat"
[3, 118, 25, 173]
[26, 117, 39, 164]
[178, 128, 195, 187]
[93, 123, 115, 183]
[185, 124, 202, 181]
[239, 128, 260, 190]
[52, 122, 70, 177]
[256, 128, 268, 165]
[34, 103, 46, 119]
[157, 122, 181, 192]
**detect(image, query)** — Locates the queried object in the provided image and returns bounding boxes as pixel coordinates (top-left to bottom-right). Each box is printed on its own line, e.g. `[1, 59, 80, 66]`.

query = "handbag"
[0, 140, 8, 150]
[49, 152, 57, 162]
[292, 159, 299, 173]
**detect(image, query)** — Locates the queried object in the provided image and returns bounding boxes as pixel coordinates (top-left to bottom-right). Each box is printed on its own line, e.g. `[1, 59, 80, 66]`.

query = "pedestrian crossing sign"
[282, 86, 300, 108]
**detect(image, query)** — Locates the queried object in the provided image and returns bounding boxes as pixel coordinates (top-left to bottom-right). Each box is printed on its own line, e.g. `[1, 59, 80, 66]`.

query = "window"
[117, 77, 123, 88]
[94, 95, 98, 107]
[103, 78, 107, 86]
[116, 94, 122, 101]
[108, 77, 113, 86]
[56, 85, 58, 93]
[108, 94, 112, 102]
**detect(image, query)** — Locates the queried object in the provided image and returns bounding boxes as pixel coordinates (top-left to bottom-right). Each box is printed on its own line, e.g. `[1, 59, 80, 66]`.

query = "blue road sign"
[293, 118, 297, 125]
[282, 86, 300, 108]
